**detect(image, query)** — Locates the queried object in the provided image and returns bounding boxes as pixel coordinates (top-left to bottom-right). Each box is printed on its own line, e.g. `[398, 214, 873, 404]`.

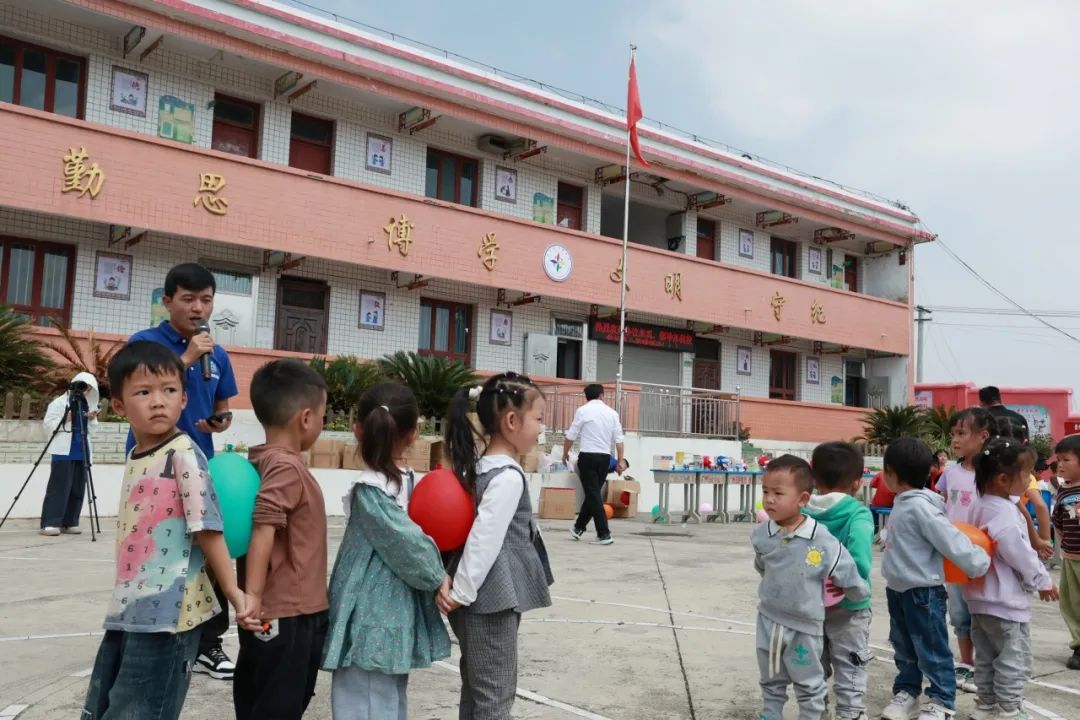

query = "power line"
[933, 322, 1080, 331]
[927, 305, 1080, 318]
[932, 238, 1080, 344]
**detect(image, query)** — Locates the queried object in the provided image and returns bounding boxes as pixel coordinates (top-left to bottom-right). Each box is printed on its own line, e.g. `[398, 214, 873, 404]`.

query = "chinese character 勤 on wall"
[61, 147, 106, 199]
[384, 214, 415, 257]
[193, 173, 229, 215]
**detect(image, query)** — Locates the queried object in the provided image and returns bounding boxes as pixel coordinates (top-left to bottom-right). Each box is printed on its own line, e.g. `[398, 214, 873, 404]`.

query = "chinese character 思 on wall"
[193, 173, 229, 215]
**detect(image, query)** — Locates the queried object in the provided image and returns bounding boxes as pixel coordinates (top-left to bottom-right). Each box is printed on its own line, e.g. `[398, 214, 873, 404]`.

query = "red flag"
[627, 56, 649, 167]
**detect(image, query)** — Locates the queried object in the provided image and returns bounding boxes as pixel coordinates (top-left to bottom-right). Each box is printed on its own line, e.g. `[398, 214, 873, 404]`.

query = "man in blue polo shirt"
[127, 262, 239, 680]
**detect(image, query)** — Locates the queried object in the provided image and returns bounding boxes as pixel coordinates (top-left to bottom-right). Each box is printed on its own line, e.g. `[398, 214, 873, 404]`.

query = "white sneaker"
[61, 526, 82, 534]
[956, 664, 977, 693]
[590, 536, 614, 546]
[969, 701, 996, 720]
[838, 713, 868, 720]
[882, 691, 921, 720]
[917, 703, 954, 720]
[39, 527, 61, 536]
[569, 528, 584, 541]
[991, 707, 1028, 720]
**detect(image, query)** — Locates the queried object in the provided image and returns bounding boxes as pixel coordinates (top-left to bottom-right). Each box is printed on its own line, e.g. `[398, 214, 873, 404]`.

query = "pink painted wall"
[0, 104, 911, 354]
[915, 381, 1076, 440]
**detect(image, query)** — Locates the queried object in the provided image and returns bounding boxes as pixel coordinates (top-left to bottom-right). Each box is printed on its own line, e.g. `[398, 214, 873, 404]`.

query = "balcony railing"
[539, 381, 741, 440]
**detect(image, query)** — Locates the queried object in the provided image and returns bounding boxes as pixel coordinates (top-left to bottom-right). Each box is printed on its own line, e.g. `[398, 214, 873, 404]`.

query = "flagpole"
[615, 44, 635, 416]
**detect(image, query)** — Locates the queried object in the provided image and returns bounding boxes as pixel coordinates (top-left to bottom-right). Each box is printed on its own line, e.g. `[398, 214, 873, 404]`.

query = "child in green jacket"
[804, 442, 875, 720]
[321, 384, 450, 719]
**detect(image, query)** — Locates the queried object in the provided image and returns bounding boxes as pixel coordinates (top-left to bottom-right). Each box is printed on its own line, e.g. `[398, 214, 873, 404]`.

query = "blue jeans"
[947, 583, 972, 640]
[887, 586, 956, 710]
[82, 628, 200, 720]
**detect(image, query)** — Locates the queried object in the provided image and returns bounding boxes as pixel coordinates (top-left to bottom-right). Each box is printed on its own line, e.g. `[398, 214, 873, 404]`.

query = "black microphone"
[195, 321, 213, 380]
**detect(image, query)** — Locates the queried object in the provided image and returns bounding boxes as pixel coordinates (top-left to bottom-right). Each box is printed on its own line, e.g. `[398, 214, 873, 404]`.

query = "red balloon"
[408, 465, 475, 551]
[943, 521, 995, 584]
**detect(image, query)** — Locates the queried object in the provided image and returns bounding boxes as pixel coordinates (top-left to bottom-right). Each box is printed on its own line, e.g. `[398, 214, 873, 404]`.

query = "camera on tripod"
[69, 379, 90, 396]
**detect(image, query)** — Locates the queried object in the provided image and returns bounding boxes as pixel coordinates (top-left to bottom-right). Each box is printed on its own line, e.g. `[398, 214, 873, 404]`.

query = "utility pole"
[914, 305, 932, 382]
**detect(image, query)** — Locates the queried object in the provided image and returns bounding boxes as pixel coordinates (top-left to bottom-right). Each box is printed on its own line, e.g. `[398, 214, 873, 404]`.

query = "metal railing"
[538, 381, 741, 440]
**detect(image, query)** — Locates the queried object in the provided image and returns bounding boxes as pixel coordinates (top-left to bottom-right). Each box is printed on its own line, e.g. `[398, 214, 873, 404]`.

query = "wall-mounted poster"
[94, 252, 132, 300]
[831, 376, 844, 404]
[806, 356, 821, 385]
[495, 166, 517, 203]
[738, 228, 754, 259]
[359, 291, 386, 331]
[151, 287, 169, 326]
[808, 246, 823, 275]
[490, 309, 513, 346]
[110, 66, 148, 117]
[365, 133, 392, 174]
[158, 95, 194, 144]
[532, 192, 554, 223]
[737, 346, 752, 376]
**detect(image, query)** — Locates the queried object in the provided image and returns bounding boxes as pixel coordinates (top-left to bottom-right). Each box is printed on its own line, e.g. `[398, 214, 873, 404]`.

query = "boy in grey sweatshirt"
[879, 438, 991, 720]
[752, 455, 869, 720]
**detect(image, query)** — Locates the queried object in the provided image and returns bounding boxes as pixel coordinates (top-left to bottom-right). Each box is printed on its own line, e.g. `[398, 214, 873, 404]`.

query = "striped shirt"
[1052, 484, 1080, 559]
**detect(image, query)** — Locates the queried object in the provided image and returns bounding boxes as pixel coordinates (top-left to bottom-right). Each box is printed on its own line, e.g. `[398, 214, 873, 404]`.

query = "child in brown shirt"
[234, 359, 329, 720]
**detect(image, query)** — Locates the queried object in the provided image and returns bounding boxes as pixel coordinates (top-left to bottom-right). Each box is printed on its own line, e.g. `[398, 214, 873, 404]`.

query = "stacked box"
[538, 487, 577, 520]
[341, 444, 366, 470]
[310, 439, 343, 469]
[407, 437, 445, 472]
[605, 478, 640, 518]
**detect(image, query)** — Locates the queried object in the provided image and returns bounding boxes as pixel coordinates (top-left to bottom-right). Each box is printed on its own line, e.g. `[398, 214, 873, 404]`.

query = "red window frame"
[288, 111, 334, 175]
[557, 182, 584, 230]
[425, 148, 479, 207]
[211, 93, 260, 159]
[696, 218, 716, 260]
[845, 256, 859, 292]
[0, 236, 76, 325]
[769, 350, 797, 401]
[0, 34, 86, 118]
[418, 298, 473, 365]
[770, 237, 797, 278]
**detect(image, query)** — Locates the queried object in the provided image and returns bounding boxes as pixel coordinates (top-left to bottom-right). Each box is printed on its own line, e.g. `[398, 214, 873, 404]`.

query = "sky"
[292, 0, 1080, 397]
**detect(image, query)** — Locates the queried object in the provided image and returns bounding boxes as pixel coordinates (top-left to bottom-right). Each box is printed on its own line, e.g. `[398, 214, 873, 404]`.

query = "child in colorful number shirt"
[880, 437, 990, 720]
[935, 407, 993, 692]
[1052, 434, 1080, 671]
[753, 455, 869, 720]
[83, 341, 244, 720]
[233, 359, 329, 720]
[965, 438, 1058, 719]
[322, 383, 451, 720]
[804, 442, 875, 720]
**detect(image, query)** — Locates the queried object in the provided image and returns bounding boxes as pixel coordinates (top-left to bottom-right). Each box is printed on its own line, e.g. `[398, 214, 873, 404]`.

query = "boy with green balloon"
[83, 342, 246, 720]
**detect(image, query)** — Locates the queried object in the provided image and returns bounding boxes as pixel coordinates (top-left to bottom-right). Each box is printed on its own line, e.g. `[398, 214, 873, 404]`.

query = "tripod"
[0, 391, 102, 541]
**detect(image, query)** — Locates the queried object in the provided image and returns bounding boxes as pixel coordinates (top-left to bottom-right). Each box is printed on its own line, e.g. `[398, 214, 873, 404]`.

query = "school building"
[0, 0, 933, 444]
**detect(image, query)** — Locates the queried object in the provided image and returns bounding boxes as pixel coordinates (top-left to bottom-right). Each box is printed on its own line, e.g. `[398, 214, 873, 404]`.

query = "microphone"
[195, 321, 213, 380]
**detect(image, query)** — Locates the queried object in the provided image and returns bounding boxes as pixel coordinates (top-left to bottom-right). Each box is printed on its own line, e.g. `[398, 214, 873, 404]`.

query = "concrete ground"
[1, 516, 1078, 720]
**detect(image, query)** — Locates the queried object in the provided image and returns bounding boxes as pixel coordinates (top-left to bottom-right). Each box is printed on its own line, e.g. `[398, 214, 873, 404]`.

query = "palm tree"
[46, 319, 121, 398]
[309, 355, 383, 415]
[378, 351, 476, 423]
[0, 306, 54, 397]
[860, 405, 928, 446]
[921, 405, 957, 453]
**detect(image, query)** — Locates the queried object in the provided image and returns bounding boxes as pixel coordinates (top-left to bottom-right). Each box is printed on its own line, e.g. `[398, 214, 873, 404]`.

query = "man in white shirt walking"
[562, 384, 626, 545]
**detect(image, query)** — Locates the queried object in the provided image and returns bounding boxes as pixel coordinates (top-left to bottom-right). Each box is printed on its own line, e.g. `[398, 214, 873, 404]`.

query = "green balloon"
[651, 504, 662, 515]
[208, 452, 260, 558]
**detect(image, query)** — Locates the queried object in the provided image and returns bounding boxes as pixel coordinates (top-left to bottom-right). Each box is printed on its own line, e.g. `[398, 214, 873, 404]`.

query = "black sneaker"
[194, 645, 235, 679]
[1067, 650, 1080, 670]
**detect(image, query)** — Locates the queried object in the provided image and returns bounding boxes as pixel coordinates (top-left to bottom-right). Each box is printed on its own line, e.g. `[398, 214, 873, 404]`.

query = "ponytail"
[445, 386, 483, 493]
[356, 383, 419, 495]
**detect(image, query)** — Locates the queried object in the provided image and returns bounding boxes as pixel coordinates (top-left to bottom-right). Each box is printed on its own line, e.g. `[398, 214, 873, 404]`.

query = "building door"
[696, 218, 716, 261]
[769, 350, 797, 400]
[692, 338, 721, 434]
[274, 277, 328, 353]
[289, 112, 333, 175]
[556, 182, 584, 230]
[211, 94, 260, 158]
[844, 359, 866, 407]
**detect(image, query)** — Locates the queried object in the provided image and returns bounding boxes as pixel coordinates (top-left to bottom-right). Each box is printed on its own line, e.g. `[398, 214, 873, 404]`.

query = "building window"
[0, 35, 84, 118]
[770, 237, 797, 278]
[844, 256, 859, 292]
[553, 318, 584, 380]
[844, 359, 866, 408]
[696, 218, 716, 261]
[425, 148, 478, 207]
[211, 94, 260, 158]
[769, 350, 797, 401]
[557, 182, 584, 230]
[0, 237, 75, 325]
[419, 298, 472, 365]
[289, 112, 333, 175]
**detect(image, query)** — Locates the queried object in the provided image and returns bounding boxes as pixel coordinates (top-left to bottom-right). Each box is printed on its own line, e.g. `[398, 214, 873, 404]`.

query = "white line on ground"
[527, 618, 755, 636]
[1023, 699, 1068, 720]
[0, 555, 113, 563]
[70, 668, 92, 678]
[0, 631, 105, 643]
[433, 661, 615, 720]
[0, 704, 29, 719]
[1028, 679, 1080, 698]
[551, 594, 754, 627]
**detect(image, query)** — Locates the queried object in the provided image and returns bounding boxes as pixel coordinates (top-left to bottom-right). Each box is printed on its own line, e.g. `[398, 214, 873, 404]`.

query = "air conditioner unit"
[477, 134, 508, 155]
[524, 334, 558, 377]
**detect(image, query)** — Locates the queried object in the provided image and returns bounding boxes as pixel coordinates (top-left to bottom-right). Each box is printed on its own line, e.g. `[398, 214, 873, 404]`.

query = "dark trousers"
[234, 610, 328, 720]
[448, 609, 520, 720]
[40, 457, 86, 528]
[83, 628, 200, 720]
[887, 586, 956, 710]
[198, 576, 229, 654]
[574, 452, 611, 539]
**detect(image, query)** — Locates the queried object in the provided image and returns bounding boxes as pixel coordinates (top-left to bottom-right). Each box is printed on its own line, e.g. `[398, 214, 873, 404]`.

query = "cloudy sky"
[298, 0, 1080, 396]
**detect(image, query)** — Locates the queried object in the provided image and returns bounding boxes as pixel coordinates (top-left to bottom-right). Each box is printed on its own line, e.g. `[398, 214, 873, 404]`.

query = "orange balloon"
[604, 503, 615, 519]
[943, 521, 994, 584]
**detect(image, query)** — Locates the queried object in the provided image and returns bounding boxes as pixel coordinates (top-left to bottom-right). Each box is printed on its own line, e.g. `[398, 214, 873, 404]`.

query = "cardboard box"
[519, 447, 541, 473]
[310, 439, 343, 469]
[538, 487, 578, 520]
[605, 477, 640, 518]
[341, 444, 366, 470]
[407, 437, 444, 472]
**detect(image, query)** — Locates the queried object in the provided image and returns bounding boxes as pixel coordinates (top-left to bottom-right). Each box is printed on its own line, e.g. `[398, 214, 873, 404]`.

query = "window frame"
[553, 316, 586, 380]
[556, 181, 584, 230]
[211, 93, 261, 159]
[288, 111, 334, 175]
[769, 349, 798, 401]
[696, 217, 717, 261]
[425, 147, 479, 207]
[770, 236, 798, 279]
[419, 297, 473, 365]
[0, 235, 76, 325]
[0, 33, 86, 118]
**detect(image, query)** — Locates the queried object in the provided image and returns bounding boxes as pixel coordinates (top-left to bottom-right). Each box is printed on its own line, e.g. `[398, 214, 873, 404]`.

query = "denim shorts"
[947, 583, 972, 639]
